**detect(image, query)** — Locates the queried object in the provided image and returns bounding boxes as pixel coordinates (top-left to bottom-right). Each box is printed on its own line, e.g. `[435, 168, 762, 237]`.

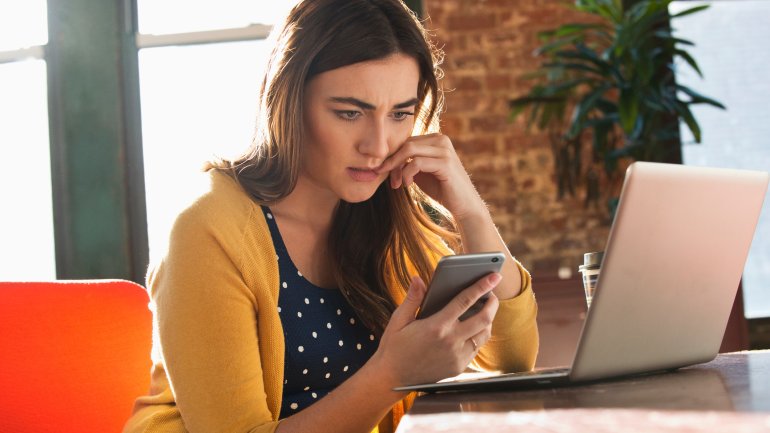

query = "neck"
[270, 174, 338, 231]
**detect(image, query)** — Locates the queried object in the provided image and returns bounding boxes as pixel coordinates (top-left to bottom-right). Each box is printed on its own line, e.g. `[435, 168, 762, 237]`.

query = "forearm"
[458, 207, 539, 372]
[456, 204, 522, 300]
[275, 357, 405, 433]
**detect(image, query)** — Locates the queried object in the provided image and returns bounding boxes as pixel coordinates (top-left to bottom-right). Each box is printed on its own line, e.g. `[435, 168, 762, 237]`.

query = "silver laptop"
[395, 162, 769, 393]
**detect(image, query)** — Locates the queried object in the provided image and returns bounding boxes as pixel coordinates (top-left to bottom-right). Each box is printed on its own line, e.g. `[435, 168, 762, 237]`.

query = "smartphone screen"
[417, 252, 505, 320]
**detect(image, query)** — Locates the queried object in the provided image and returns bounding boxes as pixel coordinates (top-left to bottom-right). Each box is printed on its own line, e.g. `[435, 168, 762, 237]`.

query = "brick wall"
[424, 0, 611, 277]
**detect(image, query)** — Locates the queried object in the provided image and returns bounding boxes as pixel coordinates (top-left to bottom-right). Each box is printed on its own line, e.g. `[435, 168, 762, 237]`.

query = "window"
[0, 0, 47, 51]
[136, 2, 291, 262]
[139, 40, 271, 260]
[670, 0, 770, 318]
[138, 0, 288, 35]
[0, 0, 55, 280]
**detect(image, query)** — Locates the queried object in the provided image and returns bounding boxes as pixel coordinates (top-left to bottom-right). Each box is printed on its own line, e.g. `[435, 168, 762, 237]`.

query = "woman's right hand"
[371, 272, 501, 388]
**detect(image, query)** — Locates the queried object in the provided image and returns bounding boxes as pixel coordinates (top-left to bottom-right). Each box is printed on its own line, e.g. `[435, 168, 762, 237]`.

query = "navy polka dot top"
[261, 206, 380, 419]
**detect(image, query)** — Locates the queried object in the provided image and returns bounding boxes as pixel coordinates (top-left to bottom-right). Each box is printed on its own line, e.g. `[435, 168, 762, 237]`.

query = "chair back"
[0, 280, 152, 433]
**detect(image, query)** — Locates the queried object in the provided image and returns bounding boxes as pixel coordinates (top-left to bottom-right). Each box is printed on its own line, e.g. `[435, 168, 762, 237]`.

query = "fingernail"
[488, 273, 502, 286]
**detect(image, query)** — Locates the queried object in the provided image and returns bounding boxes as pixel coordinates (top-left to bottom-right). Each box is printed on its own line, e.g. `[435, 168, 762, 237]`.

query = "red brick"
[470, 177, 498, 194]
[482, 0, 529, 7]
[464, 34, 485, 52]
[487, 74, 512, 91]
[469, 115, 515, 133]
[441, 34, 465, 52]
[439, 114, 464, 136]
[449, 53, 489, 70]
[501, 130, 535, 148]
[484, 29, 522, 49]
[453, 137, 497, 154]
[446, 76, 483, 92]
[444, 94, 484, 112]
[521, 178, 536, 190]
[442, 94, 471, 112]
[550, 216, 568, 231]
[424, 0, 613, 275]
[446, 13, 497, 31]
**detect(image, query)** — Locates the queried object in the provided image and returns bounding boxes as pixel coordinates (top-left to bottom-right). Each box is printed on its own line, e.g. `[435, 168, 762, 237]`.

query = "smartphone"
[416, 252, 505, 321]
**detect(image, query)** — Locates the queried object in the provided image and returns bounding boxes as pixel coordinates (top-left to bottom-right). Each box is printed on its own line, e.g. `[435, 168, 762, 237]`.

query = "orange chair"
[0, 280, 152, 433]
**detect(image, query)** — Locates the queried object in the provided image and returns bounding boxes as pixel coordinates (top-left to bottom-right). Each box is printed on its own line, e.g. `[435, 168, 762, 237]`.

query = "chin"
[339, 182, 385, 204]
[340, 191, 378, 204]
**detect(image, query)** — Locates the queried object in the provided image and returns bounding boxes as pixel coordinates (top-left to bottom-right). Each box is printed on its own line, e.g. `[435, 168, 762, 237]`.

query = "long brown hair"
[209, 0, 460, 333]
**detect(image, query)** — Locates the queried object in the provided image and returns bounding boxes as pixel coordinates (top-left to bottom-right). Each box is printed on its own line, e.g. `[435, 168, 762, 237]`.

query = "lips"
[347, 167, 379, 182]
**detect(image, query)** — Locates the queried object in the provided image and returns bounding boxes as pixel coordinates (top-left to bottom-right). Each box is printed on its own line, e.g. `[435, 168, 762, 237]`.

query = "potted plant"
[510, 0, 724, 214]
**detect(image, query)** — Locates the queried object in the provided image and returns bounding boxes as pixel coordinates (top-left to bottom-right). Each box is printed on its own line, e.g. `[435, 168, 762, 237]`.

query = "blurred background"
[1, 0, 768, 357]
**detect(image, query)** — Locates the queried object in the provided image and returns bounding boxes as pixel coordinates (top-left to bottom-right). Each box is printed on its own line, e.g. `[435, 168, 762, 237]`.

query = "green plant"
[510, 0, 724, 210]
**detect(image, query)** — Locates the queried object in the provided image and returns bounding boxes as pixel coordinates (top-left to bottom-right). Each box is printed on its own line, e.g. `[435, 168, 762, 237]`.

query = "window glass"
[0, 0, 47, 50]
[137, 0, 293, 34]
[0, 60, 56, 280]
[671, 0, 770, 317]
[139, 40, 271, 261]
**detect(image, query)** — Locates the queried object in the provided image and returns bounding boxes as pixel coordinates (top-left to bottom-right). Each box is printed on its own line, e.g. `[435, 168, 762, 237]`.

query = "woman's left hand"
[376, 133, 483, 220]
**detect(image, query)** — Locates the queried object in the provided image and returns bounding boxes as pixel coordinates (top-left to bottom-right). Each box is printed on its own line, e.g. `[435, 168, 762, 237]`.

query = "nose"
[357, 117, 391, 161]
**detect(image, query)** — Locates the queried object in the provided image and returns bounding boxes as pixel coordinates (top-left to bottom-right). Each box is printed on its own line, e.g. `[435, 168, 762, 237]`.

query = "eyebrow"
[329, 97, 420, 110]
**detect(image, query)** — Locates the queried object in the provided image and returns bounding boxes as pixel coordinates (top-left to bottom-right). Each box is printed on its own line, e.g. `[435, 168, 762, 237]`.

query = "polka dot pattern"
[263, 206, 380, 419]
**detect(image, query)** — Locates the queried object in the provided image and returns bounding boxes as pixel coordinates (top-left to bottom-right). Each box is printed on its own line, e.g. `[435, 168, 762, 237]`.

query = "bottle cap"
[578, 251, 604, 271]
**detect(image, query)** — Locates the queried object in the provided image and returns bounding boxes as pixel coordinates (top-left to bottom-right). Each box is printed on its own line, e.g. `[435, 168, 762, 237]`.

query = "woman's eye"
[391, 111, 415, 121]
[335, 110, 361, 121]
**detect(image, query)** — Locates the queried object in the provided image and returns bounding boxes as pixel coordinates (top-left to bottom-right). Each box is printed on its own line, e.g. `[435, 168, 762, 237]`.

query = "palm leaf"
[672, 101, 702, 142]
[676, 84, 726, 109]
[542, 61, 605, 76]
[675, 48, 703, 77]
[670, 4, 710, 19]
[653, 30, 695, 46]
[568, 83, 612, 137]
[510, 0, 715, 200]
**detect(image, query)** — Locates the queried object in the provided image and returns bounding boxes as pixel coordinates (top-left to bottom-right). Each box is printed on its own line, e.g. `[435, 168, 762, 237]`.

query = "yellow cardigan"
[124, 170, 539, 433]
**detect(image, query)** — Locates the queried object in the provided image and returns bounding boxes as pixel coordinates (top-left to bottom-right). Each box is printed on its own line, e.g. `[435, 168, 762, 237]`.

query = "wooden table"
[396, 350, 770, 432]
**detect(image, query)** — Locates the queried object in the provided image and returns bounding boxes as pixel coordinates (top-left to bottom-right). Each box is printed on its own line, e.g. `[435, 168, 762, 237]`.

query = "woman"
[124, 1, 538, 432]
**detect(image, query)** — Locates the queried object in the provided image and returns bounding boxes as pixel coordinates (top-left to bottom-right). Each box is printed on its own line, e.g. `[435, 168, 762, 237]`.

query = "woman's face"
[302, 53, 420, 203]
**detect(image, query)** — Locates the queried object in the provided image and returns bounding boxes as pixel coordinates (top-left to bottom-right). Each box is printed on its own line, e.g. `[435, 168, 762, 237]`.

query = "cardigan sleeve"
[471, 259, 539, 372]
[148, 200, 280, 433]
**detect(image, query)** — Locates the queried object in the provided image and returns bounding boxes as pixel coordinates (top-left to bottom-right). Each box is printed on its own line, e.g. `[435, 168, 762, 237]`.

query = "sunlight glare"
[0, 0, 47, 51]
[137, 0, 295, 35]
[139, 40, 271, 262]
[0, 60, 56, 280]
